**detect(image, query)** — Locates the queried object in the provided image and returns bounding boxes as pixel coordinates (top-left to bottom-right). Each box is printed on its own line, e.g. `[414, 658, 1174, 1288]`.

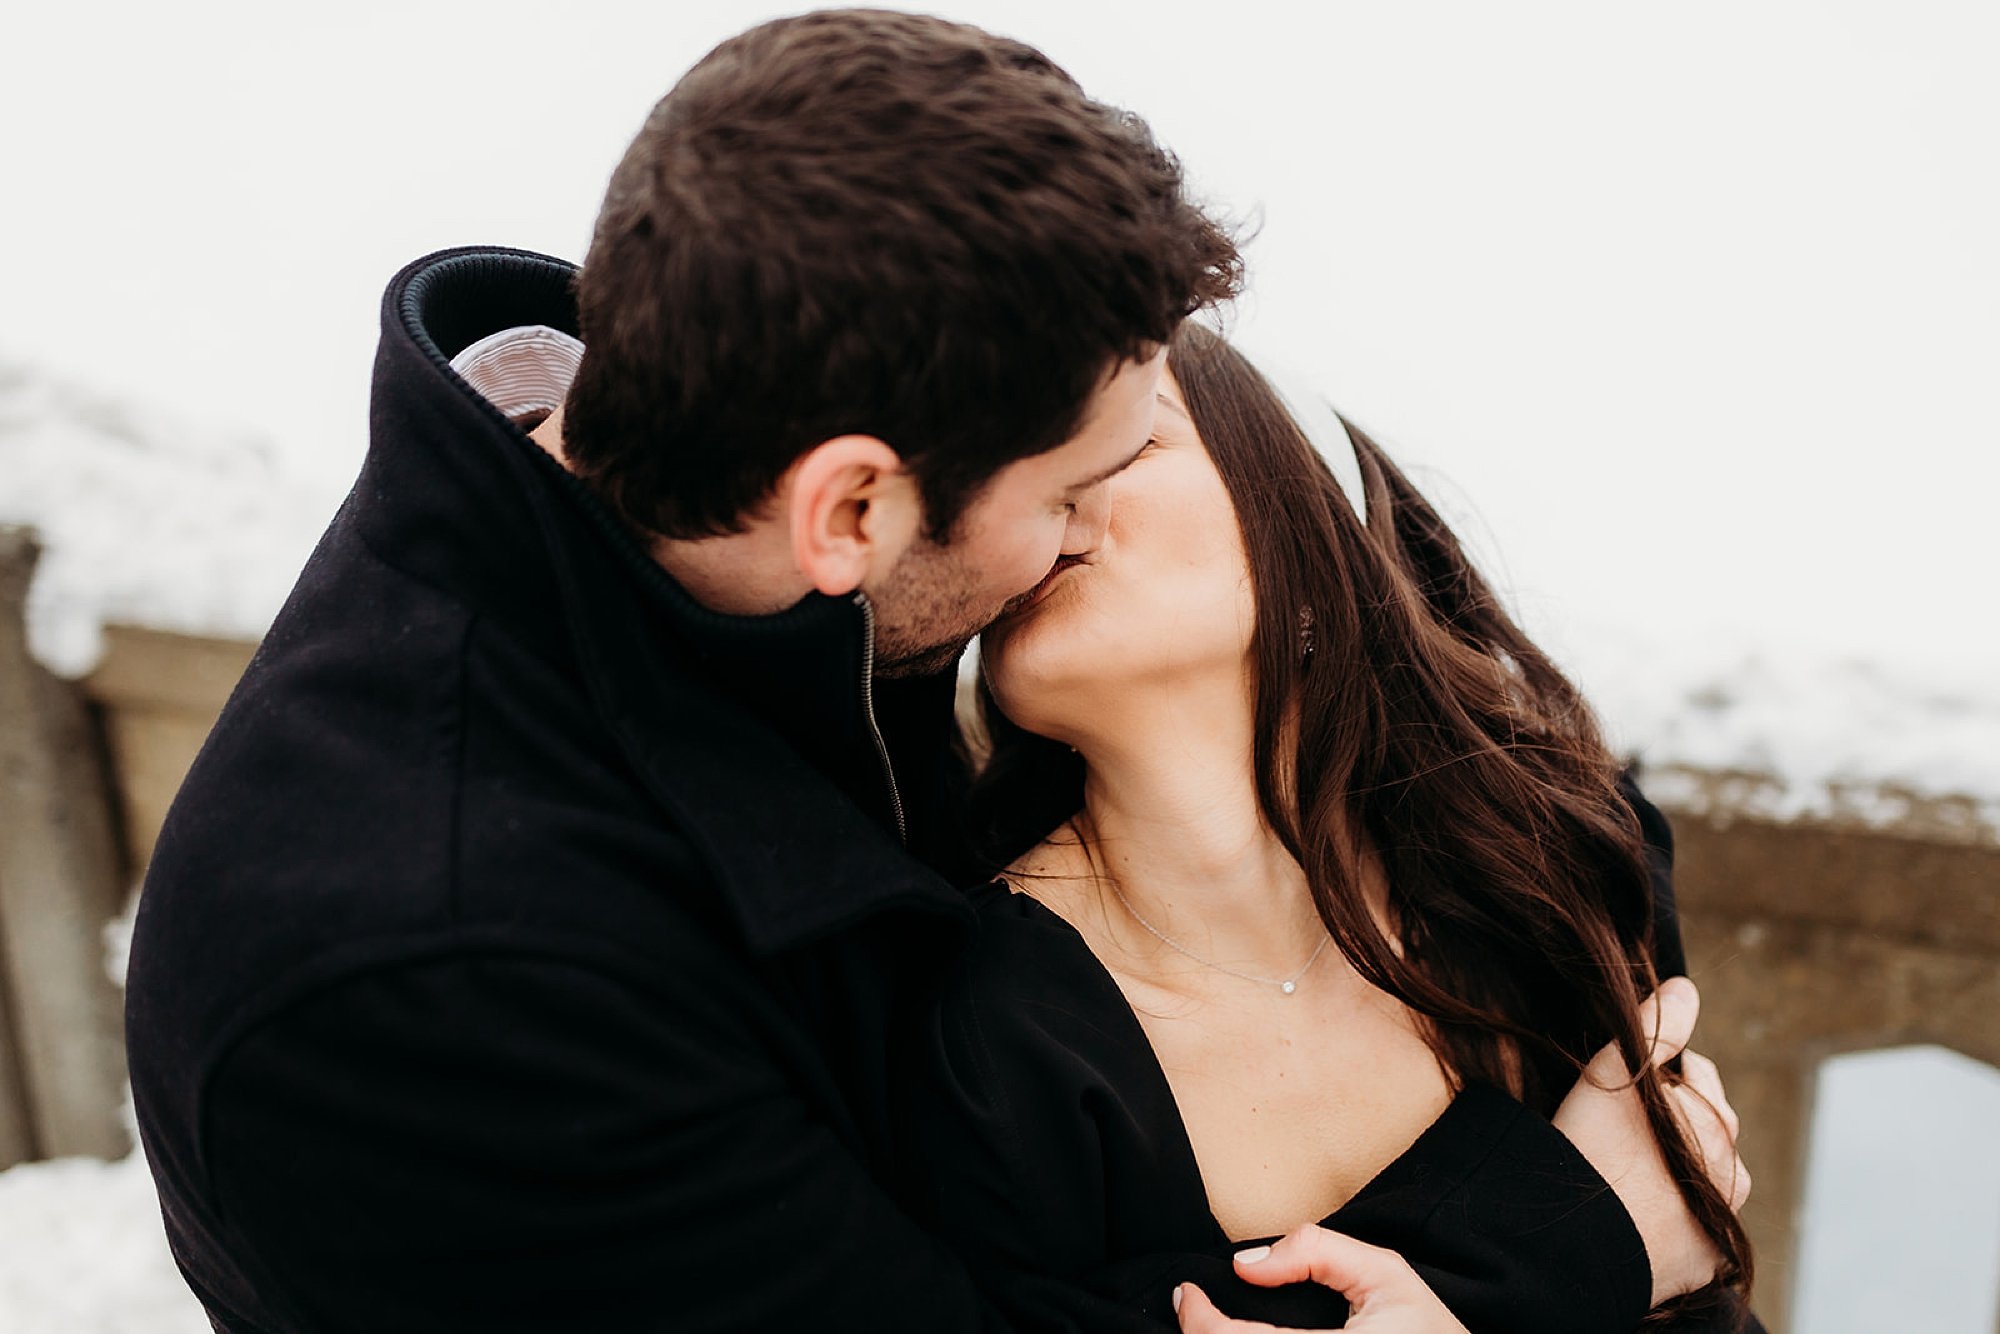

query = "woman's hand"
[1551, 976, 1750, 1306]
[1173, 1227, 1469, 1334]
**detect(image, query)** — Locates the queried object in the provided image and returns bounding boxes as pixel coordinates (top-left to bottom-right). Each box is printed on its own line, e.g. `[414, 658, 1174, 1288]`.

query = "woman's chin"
[982, 633, 1086, 726]
[982, 578, 1154, 724]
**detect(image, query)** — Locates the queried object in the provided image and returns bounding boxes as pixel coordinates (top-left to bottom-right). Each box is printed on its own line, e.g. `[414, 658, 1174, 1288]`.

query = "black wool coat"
[126, 247, 1045, 1333]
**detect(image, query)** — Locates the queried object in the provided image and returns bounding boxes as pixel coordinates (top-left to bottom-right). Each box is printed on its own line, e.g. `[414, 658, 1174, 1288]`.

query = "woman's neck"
[1036, 671, 1328, 978]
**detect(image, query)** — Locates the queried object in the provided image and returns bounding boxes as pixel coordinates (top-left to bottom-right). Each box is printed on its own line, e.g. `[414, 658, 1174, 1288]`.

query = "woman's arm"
[1167, 989, 1758, 1334]
[1550, 980, 1752, 1307]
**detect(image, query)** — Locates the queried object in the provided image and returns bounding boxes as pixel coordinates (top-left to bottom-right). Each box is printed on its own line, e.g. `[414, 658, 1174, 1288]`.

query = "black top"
[898, 788, 1767, 1333]
[903, 884, 1646, 1333]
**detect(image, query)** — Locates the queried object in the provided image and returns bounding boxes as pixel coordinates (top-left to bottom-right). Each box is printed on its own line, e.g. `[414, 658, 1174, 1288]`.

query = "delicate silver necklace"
[1102, 876, 1331, 997]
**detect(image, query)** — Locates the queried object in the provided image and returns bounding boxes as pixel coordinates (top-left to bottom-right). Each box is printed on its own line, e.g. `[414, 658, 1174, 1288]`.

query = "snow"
[0, 1153, 210, 1334]
[0, 902, 205, 1333]
[1559, 617, 2000, 837]
[0, 359, 340, 677]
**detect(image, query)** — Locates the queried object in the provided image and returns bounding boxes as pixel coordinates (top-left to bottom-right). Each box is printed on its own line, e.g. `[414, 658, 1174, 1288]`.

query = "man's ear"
[784, 435, 924, 596]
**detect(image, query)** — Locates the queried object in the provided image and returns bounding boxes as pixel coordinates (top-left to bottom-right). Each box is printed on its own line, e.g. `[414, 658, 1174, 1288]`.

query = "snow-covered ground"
[0, 1153, 210, 1334]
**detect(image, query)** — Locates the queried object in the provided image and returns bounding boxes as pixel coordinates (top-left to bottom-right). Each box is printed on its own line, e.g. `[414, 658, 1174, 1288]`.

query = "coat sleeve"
[197, 945, 1149, 1334]
[1621, 766, 1689, 979]
[1618, 774, 1772, 1334]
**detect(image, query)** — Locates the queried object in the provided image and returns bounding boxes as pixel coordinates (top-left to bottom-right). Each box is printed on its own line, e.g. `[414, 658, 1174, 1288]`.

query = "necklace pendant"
[1280, 980, 1297, 995]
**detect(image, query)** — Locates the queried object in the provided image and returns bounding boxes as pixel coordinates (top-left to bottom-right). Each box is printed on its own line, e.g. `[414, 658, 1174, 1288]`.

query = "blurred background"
[0, 2, 1994, 1330]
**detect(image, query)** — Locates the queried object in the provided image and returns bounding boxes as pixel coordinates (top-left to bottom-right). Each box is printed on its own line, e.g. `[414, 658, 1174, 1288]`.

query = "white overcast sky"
[4, 0, 1996, 683]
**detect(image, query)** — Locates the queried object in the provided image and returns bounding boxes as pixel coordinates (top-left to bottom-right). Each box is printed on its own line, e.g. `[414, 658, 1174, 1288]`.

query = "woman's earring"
[1298, 605, 1316, 661]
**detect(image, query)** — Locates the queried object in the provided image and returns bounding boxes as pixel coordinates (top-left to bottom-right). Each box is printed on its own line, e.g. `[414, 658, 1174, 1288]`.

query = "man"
[126, 11, 1741, 1332]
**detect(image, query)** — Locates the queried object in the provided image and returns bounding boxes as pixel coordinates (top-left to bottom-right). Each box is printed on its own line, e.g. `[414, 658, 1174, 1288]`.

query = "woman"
[902, 323, 1756, 1332]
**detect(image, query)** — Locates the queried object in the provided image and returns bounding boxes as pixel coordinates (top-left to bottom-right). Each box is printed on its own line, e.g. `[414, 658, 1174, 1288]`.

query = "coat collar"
[360, 246, 970, 953]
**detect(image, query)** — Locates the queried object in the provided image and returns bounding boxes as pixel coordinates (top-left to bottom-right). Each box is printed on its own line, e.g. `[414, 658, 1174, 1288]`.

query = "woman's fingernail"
[1235, 1245, 1272, 1265]
[1172, 1284, 1184, 1313]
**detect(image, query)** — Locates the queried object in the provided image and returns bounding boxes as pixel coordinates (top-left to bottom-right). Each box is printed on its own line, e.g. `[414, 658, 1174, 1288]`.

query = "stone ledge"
[79, 625, 259, 866]
[1642, 762, 2000, 851]
[82, 624, 257, 716]
[1661, 780, 2000, 959]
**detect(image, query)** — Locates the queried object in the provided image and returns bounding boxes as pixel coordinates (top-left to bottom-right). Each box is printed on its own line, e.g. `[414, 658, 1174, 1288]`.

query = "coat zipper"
[851, 592, 908, 845]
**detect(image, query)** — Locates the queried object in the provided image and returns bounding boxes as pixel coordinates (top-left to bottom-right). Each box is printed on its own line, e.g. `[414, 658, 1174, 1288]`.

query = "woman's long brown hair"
[966, 321, 1751, 1321]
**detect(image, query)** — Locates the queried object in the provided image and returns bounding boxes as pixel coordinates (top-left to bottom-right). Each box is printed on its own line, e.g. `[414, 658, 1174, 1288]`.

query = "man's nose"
[1061, 484, 1112, 555]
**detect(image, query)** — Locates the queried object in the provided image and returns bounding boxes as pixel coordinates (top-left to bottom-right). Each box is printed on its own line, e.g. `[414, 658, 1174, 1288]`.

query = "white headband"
[1256, 359, 1369, 526]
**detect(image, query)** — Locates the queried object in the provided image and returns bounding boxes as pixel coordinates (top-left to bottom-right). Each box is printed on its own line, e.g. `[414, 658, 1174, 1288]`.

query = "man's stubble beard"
[867, 535, 1009, 679]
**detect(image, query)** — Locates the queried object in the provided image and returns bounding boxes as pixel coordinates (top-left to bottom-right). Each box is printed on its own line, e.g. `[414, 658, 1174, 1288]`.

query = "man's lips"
[1001, 554, 1086, 618]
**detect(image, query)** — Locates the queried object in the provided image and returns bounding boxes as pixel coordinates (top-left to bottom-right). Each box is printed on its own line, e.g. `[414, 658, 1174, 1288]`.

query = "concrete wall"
[1667, 775, 2000, 1332]
[85, 626, 257, 870]
[0, 529, 132, 1164]
[0, 531, 258, 1167]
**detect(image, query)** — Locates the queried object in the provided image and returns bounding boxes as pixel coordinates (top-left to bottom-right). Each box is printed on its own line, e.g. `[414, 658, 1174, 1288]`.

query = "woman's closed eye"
[1112, 438, 1162, 473]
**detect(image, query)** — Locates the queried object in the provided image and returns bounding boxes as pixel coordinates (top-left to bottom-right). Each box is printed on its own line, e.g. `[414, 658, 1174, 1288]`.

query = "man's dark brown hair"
[563, 8, 1241, 542]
